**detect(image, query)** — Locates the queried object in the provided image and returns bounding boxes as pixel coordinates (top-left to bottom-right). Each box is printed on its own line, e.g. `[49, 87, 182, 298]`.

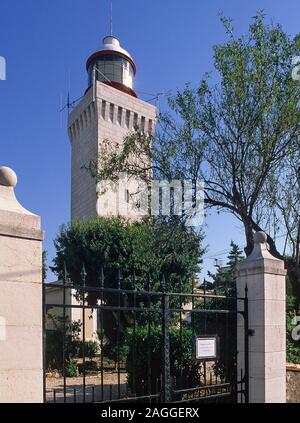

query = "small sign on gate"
[195, 335, 219, 361]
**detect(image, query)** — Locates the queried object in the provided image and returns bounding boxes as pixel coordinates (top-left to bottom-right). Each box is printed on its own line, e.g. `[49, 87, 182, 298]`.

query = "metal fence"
[43, 268, 249, 403]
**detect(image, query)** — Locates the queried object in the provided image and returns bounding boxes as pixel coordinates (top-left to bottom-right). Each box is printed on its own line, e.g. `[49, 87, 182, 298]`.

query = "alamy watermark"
[0, 56, 6, 80]
[292, 316, 300, 341]
[291, 56, 300, 109]
[292, 56, 300, 81]
[96, 173, 205, 227]
[289, 59, 300, 342]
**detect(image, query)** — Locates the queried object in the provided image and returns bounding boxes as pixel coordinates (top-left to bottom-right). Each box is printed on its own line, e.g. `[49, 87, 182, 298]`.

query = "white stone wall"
[0, 168, 44, 403]
[237, 232, 286, 403]
[45, 285, 98, 341]
[68, 89, 98, 221]
[68, 82, 156, 221]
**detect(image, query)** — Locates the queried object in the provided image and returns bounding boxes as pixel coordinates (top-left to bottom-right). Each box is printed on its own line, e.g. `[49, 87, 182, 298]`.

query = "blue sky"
[1, 0, 299, 281]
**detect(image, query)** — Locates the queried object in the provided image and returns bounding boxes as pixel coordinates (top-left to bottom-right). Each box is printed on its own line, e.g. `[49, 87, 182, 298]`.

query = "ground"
[46, 372, 127, 403]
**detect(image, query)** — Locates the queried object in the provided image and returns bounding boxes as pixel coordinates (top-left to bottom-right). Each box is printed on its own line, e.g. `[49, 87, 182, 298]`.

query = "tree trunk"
[243, 222, 254, 257]
[242, 217, 283, 260]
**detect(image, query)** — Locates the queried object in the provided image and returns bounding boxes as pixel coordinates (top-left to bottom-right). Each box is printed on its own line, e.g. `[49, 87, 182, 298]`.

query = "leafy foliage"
[83, 341, 99, 360]
[52, 217, 204, 291]
[208, 241, 244, 293]
[124, 324, 201, 395]
[194, 243, 243, 380]
[52, 216, 205, 360]
[45, 312, 98, 373]
[65, 360, 78, 377]
[286, 295, 300, 364]
[45, 311, 82, 371]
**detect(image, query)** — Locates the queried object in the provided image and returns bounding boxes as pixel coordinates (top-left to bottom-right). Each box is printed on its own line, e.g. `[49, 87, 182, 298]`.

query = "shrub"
[65, 360, 78, 377]
[86, 340, 99, 359]
[193, 295, 237, 381]
[124, 324, 201, 395]
[46, 311, 100, 373]
[77, 341, 99, 360]
[78, 361, 99, 375]
[51, 216, 205, 357]
[286, 295, 300, 364]
[45, 312, 82, 372]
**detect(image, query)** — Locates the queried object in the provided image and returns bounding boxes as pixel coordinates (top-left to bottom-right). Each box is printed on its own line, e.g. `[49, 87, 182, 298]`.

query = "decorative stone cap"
[237, 231, 286, 276]
[0, 167, 17, 187]
[0, 166, 34, 215]
[0, 166, 43, 240]
[247, 231, 278, 261]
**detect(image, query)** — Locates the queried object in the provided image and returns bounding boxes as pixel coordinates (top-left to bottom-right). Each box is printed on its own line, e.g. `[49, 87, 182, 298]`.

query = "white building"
[45, 283, 98, 342]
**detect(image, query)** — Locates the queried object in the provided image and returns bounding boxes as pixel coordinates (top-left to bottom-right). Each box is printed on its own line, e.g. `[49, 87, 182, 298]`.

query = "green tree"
[124, 325, 200, 396]
[52, 216, 204, 290]
[286, 295, 300, 364]
[45, 311, 81, 371]
[192, 242, 244, 381]
[208, 241, 244, 292]
[51, 216, 205, 357]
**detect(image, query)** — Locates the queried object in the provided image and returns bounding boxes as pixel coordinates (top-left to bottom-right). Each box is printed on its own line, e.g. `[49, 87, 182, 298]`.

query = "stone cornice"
[237, 232, 286, 277]
[237, 265, 287, 277]
[0, 224, 44, 241]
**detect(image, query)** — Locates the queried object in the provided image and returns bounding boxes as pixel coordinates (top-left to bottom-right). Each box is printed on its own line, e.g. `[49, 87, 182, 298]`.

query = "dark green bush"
[193, 295, 237, 381]
[124, 324, 201, 395]
[46, 311, 100, 373]
[85, 340, 99, 359]
[287, 295, 300, 364]
[78, 361, 99, 375]
[45, 312, 82, 371]
[77, 341, 99, 360]
[52, 216, 205, 358]
[65, 360, 78, 377]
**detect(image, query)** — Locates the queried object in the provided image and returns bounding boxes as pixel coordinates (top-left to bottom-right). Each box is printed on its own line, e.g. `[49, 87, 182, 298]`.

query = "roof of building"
[100, 36, 133, 61]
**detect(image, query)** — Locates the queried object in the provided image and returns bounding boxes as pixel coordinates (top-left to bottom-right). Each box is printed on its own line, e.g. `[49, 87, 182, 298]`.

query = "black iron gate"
[43, 268, 249, 403]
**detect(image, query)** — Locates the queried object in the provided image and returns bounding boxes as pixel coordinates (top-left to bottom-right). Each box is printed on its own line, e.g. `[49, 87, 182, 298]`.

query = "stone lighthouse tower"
[68, 35, 157, 221]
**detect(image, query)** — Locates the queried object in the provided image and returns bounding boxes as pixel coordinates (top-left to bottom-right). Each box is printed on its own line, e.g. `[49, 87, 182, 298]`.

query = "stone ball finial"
[254, 231, 267, 244]
[0, 167, 17, 187]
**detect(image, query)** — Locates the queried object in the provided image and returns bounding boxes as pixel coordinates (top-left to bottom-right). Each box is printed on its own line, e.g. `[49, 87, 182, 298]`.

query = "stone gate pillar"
[237, 231, 286, 403]
[0, 167, 44, 403]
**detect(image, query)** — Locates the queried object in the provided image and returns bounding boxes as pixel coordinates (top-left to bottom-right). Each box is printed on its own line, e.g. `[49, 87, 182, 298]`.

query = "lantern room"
[86, 36, 137, 97]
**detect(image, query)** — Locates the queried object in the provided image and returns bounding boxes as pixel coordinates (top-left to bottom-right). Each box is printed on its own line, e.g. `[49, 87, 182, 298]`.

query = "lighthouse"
[87, 36, 137, 98]
[68, 35, 156, 221]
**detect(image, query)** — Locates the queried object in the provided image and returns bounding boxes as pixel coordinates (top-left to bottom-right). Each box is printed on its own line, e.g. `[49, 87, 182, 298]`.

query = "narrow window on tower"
[109, 103, 115, 123]
[125, 189, 130, 203]
[101, 100, 106, 119]
[125, 110, 131, 128]
[117, 107, 122, 126]
[83, 111, 88, 127]
[148, 119, 153, 134]
[141, 116, 146, 133]
[133, 113, 138, 129]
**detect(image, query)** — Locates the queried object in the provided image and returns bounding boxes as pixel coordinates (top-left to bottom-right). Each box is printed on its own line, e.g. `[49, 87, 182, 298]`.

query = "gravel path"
[46, 372, 128, 403]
